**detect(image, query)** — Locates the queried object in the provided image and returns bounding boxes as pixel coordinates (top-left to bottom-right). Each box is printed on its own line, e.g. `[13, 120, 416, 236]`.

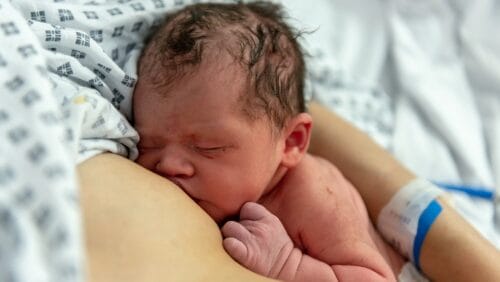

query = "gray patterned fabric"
[0, 2, 83, 281]
[0, 0, 221, 281]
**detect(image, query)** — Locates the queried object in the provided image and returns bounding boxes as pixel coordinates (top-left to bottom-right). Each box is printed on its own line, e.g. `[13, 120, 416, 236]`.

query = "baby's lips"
[167, 177, 185, 191]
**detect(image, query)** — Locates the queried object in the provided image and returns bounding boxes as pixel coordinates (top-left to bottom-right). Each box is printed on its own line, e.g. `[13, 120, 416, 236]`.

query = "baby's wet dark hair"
[139, 1, 306, 130]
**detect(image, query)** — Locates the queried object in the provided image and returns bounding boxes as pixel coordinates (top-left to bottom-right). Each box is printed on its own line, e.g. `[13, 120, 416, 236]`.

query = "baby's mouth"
[167, 177, 185, 190]
[167, 178, 201, 204]
[164, 180, 224, 223]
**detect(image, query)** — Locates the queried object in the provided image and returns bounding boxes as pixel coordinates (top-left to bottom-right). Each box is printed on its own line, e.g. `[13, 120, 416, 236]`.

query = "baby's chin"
[197, 201, 227, 223]
[197, 201, 237, 226]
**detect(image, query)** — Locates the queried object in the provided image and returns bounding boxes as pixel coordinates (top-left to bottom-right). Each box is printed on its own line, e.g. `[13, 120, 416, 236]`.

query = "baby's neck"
[258, 164, 290, 207]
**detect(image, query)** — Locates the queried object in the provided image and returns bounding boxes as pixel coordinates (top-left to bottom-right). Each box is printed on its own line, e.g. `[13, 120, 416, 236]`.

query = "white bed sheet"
[287, 0, 500, 248]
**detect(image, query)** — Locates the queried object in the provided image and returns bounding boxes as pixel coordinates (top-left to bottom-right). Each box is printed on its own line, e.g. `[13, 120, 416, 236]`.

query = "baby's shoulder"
[278, 154, 365, 230]
[291, 154, 344, 180]
[282, 154, 350, 197]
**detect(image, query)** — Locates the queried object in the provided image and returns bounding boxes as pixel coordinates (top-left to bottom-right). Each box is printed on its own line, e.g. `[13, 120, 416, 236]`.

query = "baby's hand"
[221, 202, 295, 279]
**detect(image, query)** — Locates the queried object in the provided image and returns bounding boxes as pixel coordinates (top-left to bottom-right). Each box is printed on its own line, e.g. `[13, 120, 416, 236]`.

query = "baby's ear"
[280, 113, 312, 168]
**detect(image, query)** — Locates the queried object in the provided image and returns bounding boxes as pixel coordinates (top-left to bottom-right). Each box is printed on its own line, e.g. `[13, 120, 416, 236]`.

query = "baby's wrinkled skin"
[222, 155, 405, 281]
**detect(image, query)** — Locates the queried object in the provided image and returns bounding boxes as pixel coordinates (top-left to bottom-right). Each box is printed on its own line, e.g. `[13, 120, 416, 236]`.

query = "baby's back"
[260, 154, 405, 276]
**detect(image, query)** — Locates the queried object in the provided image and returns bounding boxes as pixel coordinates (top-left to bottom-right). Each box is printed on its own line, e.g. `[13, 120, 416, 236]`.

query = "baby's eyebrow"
[187, 132, 219, 143]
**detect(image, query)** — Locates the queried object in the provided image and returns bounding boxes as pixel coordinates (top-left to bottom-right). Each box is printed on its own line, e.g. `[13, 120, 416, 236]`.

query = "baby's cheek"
[135, 154, 156, 171]
[134, 154, 147, 166]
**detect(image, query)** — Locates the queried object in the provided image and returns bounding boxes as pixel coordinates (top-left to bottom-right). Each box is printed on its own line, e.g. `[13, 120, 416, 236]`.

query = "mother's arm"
[79, 153, 274, 282]
[308, 101, 500, 282]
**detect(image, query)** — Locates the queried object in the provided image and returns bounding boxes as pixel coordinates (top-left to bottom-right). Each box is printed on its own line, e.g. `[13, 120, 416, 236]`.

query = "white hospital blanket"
[287, 0, 500, 249]
[387, 0, 500, 247]
[286, 0, 395, 149]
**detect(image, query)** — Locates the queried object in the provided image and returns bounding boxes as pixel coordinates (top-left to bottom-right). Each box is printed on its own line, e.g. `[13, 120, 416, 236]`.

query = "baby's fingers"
[239, 202, 272, 221]
[223, 237, 248, 264]
[222, 220, 251, 241]
[222, 221, 251, 264]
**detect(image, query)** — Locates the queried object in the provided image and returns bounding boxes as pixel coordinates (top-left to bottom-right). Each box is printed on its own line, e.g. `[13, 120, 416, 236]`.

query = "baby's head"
[138, 1, 306, 130]
[133, 2, 312, 223]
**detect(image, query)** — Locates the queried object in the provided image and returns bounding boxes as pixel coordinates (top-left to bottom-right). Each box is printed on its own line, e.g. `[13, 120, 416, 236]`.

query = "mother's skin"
[79, 102, 500, 282]
[80, 152, 272, 282]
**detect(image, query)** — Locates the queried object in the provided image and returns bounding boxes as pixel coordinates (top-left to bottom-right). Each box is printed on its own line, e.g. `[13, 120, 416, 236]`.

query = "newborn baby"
[133, 2, 404, 281]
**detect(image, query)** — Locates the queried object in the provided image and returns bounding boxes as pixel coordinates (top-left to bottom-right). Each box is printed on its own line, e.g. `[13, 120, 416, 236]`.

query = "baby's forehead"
[154, 52, 249, 97]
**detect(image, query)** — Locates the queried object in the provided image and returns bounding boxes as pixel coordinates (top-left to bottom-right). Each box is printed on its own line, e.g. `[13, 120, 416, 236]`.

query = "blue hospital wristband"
[377, 178, 444, 270]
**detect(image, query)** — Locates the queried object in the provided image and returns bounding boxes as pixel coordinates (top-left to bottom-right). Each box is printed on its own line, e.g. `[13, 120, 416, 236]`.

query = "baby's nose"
[155, 151, 194, 179]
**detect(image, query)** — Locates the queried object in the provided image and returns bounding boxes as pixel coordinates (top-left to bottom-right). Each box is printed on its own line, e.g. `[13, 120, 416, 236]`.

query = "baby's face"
[133, 56, 285, 223]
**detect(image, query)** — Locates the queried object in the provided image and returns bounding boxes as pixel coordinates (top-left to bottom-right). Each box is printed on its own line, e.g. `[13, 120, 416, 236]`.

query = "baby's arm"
[222, 202, 392, 282]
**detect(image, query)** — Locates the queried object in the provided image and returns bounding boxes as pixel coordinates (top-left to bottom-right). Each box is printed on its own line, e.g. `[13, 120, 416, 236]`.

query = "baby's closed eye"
[191, 144, 233, 159]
